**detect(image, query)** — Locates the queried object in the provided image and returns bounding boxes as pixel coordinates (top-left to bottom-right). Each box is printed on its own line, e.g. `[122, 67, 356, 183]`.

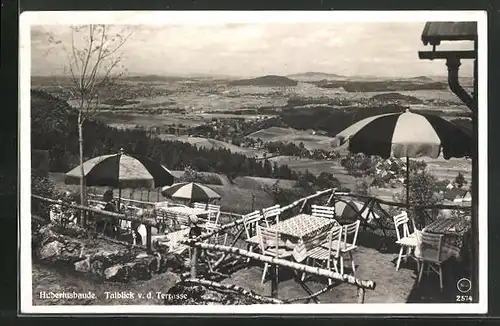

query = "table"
[269, 214, 337, 262]
[156, 206, 210, 230]
[158, 206, 210, 216]
[423, 216, 471, 260]
[152, 228, 191, 255]
[269, 214, 336, 239]
[267, 214, 338, 302]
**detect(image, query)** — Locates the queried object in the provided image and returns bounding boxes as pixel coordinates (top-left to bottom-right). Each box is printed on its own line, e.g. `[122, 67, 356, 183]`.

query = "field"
[247, 127, 336, 150]
[157, 134, 263, 157]
[232, 176, 297, 191]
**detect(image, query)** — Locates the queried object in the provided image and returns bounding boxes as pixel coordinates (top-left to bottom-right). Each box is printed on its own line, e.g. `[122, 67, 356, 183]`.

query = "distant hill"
[370, 92, 424, 104]
[408, 76, 433, 82]
[287, 72, 345, 81]
[229, 75, 298, 87]
[124, 75, 191, 82]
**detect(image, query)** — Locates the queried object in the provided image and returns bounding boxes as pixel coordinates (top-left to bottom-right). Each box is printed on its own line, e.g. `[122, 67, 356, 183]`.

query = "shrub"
[180, 166, 223, 185]
[394, 169, 443, 227]
[454, 172, 467, 188]
[341, 153, 379, 177]
[31, 169, 64, 220]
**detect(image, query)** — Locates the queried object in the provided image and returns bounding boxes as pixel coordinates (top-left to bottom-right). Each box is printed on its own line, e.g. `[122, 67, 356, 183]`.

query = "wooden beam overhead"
[418, 50, 476, 60]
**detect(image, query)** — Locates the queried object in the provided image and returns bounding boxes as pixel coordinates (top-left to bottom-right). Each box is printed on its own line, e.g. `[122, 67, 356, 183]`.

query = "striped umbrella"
[334, 199, 379, 223]
[161, 182, 221, 202]
[336, 109, 472, 207]
[65, 148, 174, 207]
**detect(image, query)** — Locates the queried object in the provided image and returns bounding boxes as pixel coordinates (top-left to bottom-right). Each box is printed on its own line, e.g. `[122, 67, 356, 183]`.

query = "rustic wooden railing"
[32, 194, 157, 252]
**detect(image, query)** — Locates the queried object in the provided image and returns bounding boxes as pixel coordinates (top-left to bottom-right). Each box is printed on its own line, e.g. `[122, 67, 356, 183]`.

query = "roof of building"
[444, 187, 469, 201]
[421, 22, 477, 46]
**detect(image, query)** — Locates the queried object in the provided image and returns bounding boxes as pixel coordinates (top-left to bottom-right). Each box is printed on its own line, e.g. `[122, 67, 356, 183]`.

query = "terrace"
[32, 187, 472, 305]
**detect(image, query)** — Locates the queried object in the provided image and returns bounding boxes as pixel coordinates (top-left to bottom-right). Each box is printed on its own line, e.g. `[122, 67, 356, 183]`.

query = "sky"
[30, 23, 475, 78]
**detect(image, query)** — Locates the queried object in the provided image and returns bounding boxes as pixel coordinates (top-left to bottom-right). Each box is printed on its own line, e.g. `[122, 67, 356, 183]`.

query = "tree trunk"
[78, 111, 87, 227]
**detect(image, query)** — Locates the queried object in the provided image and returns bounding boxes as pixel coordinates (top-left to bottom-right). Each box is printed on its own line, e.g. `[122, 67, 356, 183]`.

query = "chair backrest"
[206, 204, 221, 224]
[414, 230, 443, 262]
[326, 225, 343, 259]
[393, 211, 410, 241]
[342, 220, 360, 249]
[203, 222, 226, 245]
[256, 225, 284, 257]
[302, 222, 339, 253]
[156, 209, 190, 230]
[193, 202, 208, 210]
[242, 210, 263, 239]
[311, 205, 335, 219]
[262, 204, 281, 227]
[206, 210, 221, 225]
[207, 204, 221, 212]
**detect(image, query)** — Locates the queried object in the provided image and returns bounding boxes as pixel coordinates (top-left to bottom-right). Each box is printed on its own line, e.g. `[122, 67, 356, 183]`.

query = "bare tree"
[48, 25, 133, 226]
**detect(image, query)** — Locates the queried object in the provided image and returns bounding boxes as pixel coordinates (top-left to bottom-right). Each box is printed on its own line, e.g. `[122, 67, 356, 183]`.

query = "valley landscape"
[32, 71, 472, 201]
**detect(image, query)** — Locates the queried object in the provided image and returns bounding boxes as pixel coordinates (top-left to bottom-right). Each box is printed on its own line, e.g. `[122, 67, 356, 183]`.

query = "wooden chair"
[203, 222, 228, 246]
[393, 211, 418, 271]
[302, 225, 343, 284]
[311, 205, 336, 220]
[339, 220, 360, 275]
[257, 225, 293, 284]
[414, 230, 452, 292]
[261, 205, 281, 227]
[243, 210, 264, 255]
[207, 204, 221, 212]
[193, 202, 208, 210]
[207, 204, 221, 225]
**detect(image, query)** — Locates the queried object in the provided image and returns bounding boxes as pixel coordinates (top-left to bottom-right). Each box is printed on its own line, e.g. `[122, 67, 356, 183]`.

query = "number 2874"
[456, 295, 473, 302]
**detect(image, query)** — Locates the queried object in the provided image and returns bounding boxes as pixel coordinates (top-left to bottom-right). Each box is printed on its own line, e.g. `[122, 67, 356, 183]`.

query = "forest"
[31, 90, 297, 181]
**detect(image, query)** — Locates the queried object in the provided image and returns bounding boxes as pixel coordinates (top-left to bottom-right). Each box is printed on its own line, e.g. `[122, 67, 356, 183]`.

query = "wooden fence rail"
[279, 188, 336, 214]
[32, 194, 156, 252]
[334, 192, 472, 211]
[182, 241, 376, 291]
[88, 193, 243, 220]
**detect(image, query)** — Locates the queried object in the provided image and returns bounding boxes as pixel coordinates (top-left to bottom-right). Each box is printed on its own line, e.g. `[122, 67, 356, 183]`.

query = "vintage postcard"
[20, 11, 488, 314]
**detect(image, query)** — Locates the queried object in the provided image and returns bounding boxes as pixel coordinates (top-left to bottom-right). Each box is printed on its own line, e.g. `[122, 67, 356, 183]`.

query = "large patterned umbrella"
[65, 148, 174, 208]
[336, 109, 472, 207]
[161, 182, 221, 202]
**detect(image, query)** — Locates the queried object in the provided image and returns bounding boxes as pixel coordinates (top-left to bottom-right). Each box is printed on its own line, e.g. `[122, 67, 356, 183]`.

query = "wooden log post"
[190, 247, 199, 279]
[357, 287, 366, 303]
[299, 198, 308, 214]
[146, 225, 152, 254]
[189, 224, 202, 279]
[271, 264, 278, 298]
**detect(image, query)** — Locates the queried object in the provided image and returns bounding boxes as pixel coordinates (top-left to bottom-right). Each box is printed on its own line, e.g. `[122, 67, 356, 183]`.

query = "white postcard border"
[19, 10, 488, 314]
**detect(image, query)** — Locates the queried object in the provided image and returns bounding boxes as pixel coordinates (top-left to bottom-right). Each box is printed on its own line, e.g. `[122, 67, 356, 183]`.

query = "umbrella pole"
[406, 156, 410, 210]
[118, 187, 122, 212]
[406, 156, 417, 230]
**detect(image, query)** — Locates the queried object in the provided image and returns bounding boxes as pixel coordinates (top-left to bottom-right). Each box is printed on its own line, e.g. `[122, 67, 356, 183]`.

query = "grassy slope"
[157, 134, 262, 157]
[247, 127, 335, 151]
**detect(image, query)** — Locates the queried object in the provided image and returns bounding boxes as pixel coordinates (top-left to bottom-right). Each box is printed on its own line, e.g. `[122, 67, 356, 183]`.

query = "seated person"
[96, 189, 119, 237]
